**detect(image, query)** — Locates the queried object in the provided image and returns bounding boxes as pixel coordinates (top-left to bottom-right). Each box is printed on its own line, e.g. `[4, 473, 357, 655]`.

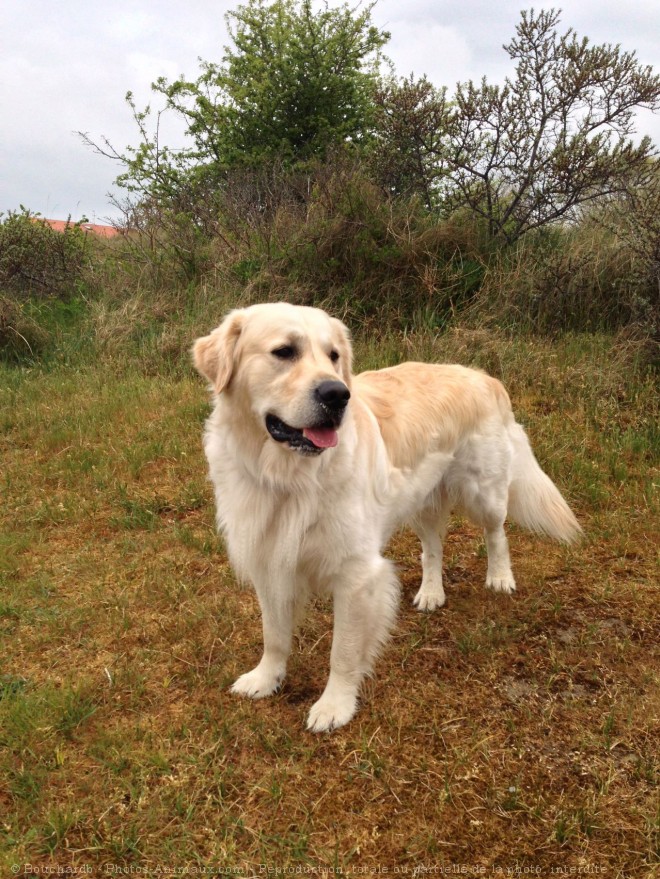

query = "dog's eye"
[329, 350, 340, 363]
[271, 345, 296, 360]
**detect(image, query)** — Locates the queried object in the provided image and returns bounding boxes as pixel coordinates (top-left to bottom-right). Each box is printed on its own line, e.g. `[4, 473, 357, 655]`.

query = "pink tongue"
[303, 426, 338, 449]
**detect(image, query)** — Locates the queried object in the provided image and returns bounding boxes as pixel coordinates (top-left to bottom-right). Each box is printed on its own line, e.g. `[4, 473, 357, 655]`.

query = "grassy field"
[0, 326, 658, 876]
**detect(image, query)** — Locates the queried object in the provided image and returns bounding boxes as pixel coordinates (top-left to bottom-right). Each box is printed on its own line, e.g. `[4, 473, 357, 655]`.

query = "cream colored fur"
[193, 302, 581, 731]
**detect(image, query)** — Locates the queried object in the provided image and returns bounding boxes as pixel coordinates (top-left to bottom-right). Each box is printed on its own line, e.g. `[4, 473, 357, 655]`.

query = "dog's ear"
[192, 310, 245, 393]
[331, 317, 353, 386]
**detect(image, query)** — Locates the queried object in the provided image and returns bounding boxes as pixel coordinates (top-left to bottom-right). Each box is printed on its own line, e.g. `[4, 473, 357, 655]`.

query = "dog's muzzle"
[266, 380, 350, 455]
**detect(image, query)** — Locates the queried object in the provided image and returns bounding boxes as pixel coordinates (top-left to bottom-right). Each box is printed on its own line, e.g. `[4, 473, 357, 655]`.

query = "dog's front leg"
[231, 574, 295, 700]
[307, 557, 399, 732]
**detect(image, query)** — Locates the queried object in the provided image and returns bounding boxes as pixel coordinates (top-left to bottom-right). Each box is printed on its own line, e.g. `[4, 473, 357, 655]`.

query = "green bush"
[220, 159, 487, 327]
[0, 210, 90, 299]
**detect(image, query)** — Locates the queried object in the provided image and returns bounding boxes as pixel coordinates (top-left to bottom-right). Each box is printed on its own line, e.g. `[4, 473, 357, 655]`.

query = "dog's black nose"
[315, 380, 350, 410]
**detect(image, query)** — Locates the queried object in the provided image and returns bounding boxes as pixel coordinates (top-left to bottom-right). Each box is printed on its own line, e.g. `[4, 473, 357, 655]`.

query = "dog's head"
[193, 303, 353, 456]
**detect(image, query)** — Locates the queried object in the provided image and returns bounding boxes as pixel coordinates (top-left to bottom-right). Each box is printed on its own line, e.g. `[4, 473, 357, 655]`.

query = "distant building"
[38, 218, 121, 238]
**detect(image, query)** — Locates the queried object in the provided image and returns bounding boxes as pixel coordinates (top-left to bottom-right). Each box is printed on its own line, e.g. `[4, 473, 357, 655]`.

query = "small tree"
[83, 0, 388, 193]
[80, 0, 389, 278]
[370, 76, 451, 210]
[446, 9, 660, 242]
[371, 9, 660, 244]
[161, 0, 388, 168]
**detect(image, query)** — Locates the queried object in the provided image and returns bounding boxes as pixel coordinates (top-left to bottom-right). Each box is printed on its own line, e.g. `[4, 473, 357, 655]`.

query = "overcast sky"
[1, 0, 658, 222]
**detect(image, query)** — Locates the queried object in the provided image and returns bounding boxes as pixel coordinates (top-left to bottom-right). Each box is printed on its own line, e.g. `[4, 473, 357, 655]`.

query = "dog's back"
[355, 362, 512, 467]
[355, 361, 581, 544]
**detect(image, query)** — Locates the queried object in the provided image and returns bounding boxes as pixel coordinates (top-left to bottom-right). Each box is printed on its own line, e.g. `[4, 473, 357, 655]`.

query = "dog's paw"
[413, 587, 446, 612]
[486, 573, 516, 594]
[231, 666, 284, 700]
[306, 692, 357, 733]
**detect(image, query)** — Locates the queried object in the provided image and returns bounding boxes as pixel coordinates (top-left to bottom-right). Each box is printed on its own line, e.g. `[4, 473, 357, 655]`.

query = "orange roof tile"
[38, 218, 121, 238]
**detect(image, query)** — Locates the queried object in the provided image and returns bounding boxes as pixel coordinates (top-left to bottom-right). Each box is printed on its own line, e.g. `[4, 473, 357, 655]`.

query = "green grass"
[0, 328, 658, 874]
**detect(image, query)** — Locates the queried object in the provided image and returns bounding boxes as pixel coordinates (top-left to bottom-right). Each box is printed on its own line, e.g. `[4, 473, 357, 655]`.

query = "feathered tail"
[507, 423, 582, 544]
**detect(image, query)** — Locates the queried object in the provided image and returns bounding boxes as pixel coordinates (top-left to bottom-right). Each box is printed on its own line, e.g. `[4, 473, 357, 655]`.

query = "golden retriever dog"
[193, 302, 581, 732]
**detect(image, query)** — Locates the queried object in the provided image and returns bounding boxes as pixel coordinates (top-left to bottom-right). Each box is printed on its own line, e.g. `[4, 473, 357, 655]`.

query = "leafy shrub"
[0, 209, 90, 299]
[222, 158, 487, 327]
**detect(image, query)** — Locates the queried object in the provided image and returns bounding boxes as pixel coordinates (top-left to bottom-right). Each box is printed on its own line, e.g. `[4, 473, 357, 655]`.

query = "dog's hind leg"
[231, 574, 297, 700]
[484, 517, 516, 594]
[455, 435, 516, 595]
[412, 503, 451, 611]
[307, 557, 399, 732]
[464, 482, 516, 595]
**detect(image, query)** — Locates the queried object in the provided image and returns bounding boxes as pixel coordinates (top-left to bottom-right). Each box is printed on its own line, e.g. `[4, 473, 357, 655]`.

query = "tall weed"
[472, 224, 658, 334]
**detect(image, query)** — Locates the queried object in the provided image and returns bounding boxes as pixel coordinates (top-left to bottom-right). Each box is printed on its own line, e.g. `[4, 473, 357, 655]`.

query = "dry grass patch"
[0, 331, 657, 875]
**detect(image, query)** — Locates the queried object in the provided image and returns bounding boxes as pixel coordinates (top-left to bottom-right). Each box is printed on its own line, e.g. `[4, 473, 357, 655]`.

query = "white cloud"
[384, 21, 473, 87]
[106, 10, 159, 43]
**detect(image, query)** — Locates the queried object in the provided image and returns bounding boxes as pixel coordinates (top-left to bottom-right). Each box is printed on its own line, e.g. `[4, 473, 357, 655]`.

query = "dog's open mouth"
[266, 414, 339, 455]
